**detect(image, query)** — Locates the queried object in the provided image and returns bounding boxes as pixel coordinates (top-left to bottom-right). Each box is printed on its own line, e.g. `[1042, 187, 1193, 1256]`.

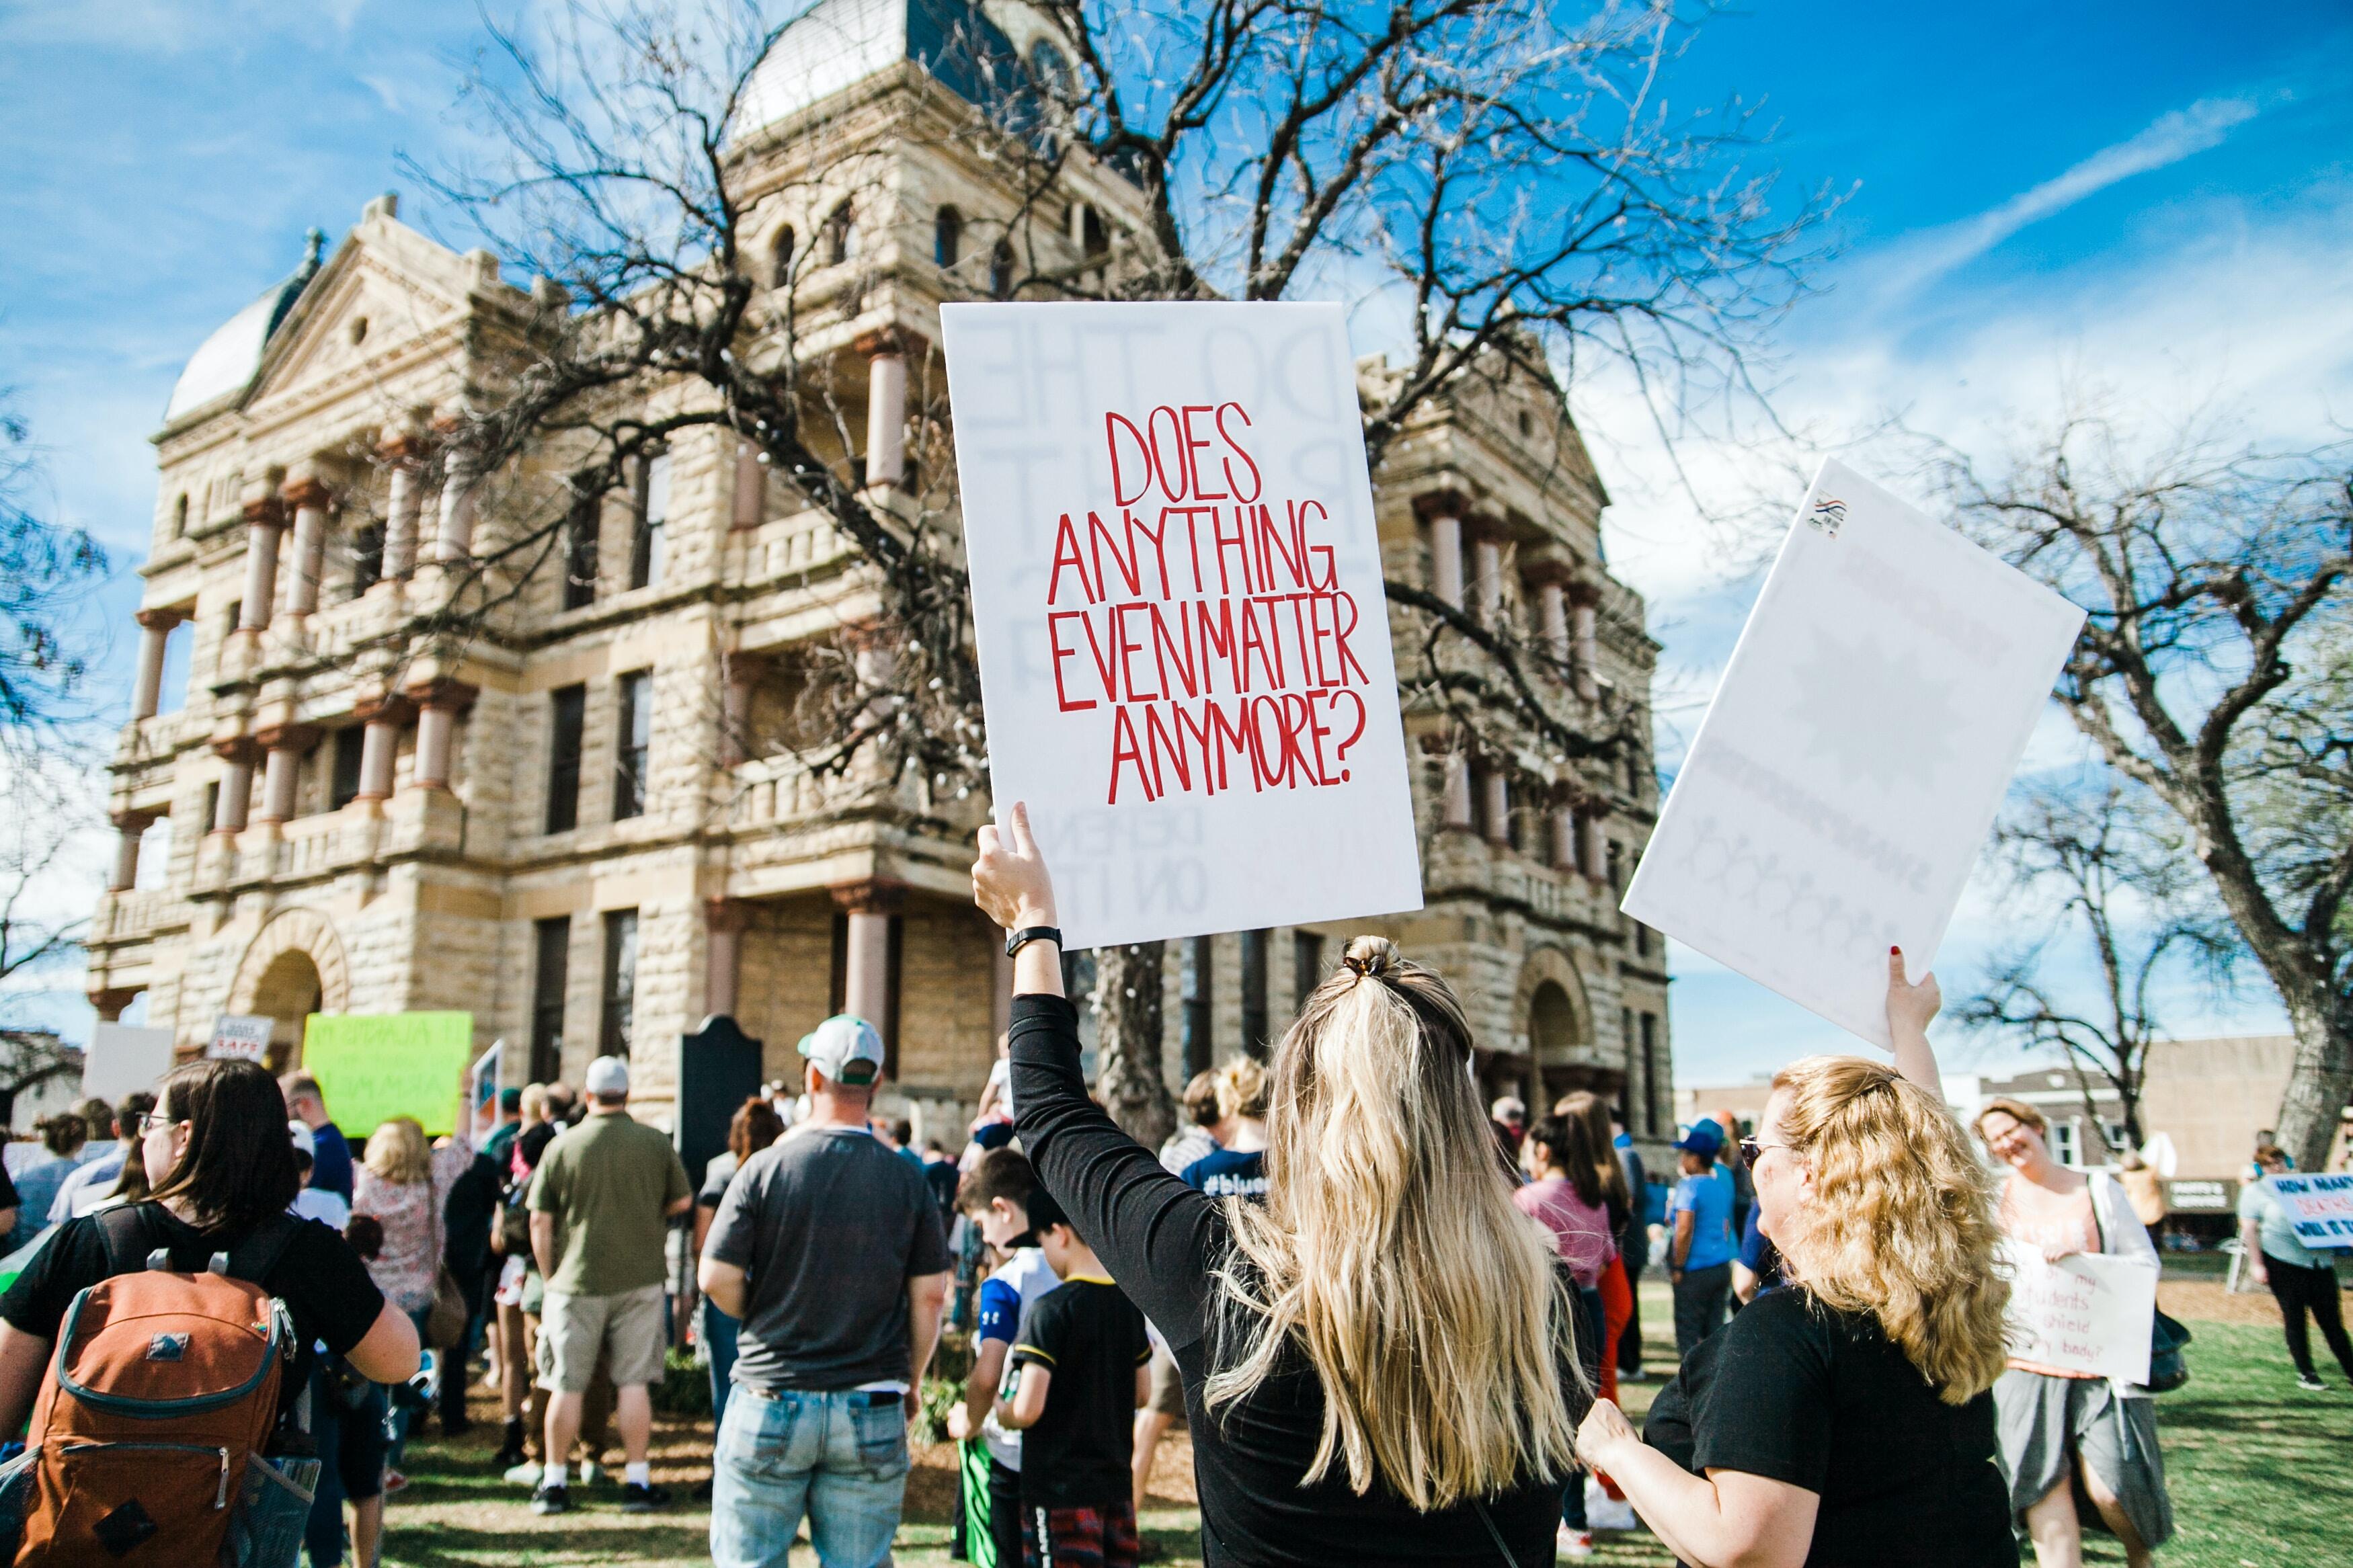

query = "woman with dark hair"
[694, 1096, 787, 1430]
[0, 1059, 420, 1559]
[1517, 1112, 1616, 1555]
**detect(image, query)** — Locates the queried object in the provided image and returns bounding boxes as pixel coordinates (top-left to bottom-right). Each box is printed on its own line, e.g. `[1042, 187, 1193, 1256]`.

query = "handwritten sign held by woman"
[941, 302, 1421, 950]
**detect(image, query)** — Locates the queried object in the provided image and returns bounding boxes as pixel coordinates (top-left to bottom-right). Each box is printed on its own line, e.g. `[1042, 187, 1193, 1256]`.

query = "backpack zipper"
[56, 1442, 234, 1508]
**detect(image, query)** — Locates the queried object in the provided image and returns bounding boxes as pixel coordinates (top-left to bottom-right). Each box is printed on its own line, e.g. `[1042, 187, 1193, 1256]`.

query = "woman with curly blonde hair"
[1577, 949, 2018, 1567]
[973, 804, 1582, 1567]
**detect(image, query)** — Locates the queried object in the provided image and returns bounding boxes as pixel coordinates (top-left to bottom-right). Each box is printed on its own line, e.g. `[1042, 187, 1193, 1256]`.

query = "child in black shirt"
[998, 1188, 1152, 1568]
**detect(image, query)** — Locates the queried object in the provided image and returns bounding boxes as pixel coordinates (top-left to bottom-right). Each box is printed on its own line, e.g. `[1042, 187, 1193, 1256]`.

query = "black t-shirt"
[1, 1202, 387, 1417]
[1010, 1277, 1151, 1507]
[1010, 995, 1567, 1568]
[1642, 1288, 2016, 1567]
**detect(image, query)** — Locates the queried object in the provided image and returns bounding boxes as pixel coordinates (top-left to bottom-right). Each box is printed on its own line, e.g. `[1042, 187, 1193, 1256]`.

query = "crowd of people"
[0, 802, 2336, 1568]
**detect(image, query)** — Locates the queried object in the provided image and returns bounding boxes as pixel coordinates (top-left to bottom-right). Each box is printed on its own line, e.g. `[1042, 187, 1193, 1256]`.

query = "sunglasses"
[1739, 1137, 1795, 1165]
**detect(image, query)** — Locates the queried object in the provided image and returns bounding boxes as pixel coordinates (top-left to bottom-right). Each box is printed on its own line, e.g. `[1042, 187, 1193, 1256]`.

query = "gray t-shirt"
[707, 1124, 951, 1392]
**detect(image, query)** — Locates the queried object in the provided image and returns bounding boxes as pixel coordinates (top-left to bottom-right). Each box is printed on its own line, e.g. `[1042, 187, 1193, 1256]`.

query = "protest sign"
[301, 1012, 473, 1137]
[2003, 1245, 2158, 1384]
[81, 1024, 175, 1104]
[1622, 458, 2084, 1048]
[2264, 1173, 2353, 1249]
[939, 301, 1422, 950]
[467, 1040, 504, 1144]
[207, 1014, 274, 1062]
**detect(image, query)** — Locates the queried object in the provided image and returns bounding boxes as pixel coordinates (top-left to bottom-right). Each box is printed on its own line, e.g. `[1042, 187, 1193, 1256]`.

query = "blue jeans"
[703, 1301, 742, 1429]
[711, 1387, 910, 1568]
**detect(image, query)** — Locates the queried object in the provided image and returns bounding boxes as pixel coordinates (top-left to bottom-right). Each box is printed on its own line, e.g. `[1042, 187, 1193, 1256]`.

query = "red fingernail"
[1890, 945, 1901, 954]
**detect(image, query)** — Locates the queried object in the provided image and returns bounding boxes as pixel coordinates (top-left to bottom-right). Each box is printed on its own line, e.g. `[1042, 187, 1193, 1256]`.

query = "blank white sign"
[1623, 458, 2083, 1048]
[83, 1023, 176, 1104]
[940, 302, 1423, 951]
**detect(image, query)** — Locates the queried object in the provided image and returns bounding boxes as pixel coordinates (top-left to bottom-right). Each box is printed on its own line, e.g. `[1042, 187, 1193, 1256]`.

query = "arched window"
[172, 493, 188, 536]
[770, 225, 796, 288]
[934, 206, 963, 270]
[1029, 39, 1069, 93]
[1082, 206, 1108, 257]
[824, 202, 856, 267]
[990, 241, 1014, 300]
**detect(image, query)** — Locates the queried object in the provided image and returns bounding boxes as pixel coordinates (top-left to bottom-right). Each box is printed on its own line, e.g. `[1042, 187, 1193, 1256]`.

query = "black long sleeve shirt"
[1010, 993, 1564, 1568]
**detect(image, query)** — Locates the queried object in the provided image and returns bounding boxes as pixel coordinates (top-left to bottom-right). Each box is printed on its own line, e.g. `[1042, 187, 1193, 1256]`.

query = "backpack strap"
[93, 1204, 157, 1277]
[222, 1213, 300, 1288]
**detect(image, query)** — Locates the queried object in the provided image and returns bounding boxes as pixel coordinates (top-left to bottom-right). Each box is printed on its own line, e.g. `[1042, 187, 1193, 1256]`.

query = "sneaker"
[505, 1459, 543, 1486]
[531, 1483, 572, 1516]
[1587, 1490, 1640, 1532]
[2298, 1373, 2327, 1391]
[621, 1481, 672, 1514]
[1555, 1526, 1595, 1559]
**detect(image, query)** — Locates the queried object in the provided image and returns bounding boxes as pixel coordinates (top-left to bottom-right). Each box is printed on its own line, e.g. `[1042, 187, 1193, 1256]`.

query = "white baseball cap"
[799, 1016, 885, 1087]
[585, 1055, 631, 1098]
[288, 1120, 315, 1159]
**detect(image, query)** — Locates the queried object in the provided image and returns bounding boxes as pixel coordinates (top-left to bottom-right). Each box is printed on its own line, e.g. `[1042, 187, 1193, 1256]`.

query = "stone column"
[831, 880, 904, 1038]
[1571, 585, 1601, 700]
[1472, 534, 1505, 628]
[856, 331, 908, 490]
[1443, 753, 1474, 829]
[382, 436, 426, 578]
[212, 739, 258, 833]
[705, 898, 748, 1019]
[732, 440, 766, 529]
[1579, 813, 1607, 884]
[352, 696, 413, 801]
[252, 723, 317, 825]
[109, 813, 150, 892]
[281, 477, 330, 619]
[719, 657, 756, 767]
[1538, 579, 1570, 665]
[432, 452, 476, 564]
[1418, 495, 1466, 608]
[1550, 806, 1578, 871]
[89, 989, 136, 1025]
[405, 681, 478, 791]
[1481, 768, 1511, 845]
[130, 608, 182, 720]
[238, 496, 286, 632]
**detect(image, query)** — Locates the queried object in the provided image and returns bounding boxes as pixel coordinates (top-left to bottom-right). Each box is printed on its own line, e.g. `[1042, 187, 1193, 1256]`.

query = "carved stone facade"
[85, 7, 1673, 1158]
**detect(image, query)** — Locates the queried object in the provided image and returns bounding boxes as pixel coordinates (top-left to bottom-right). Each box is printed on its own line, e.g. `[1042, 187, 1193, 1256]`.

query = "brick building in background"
[81, 0, 1673, 1155]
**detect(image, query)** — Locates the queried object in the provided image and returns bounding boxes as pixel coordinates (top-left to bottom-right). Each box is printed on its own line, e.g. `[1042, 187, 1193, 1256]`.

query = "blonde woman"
[974, 804, 1581, 1565]
[1577, 950, 2018, 1567]
[354, 1115, 448, 1483]
[1976, 1096, 2171, 1567]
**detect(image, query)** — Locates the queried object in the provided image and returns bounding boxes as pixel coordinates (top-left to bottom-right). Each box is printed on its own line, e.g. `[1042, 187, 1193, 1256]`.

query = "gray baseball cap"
[799, 1015, 885, 1086]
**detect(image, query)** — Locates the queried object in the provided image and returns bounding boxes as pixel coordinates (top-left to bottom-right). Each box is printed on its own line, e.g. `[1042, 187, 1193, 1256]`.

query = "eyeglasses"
[136, 1112, 186, 1138]
[1739, 1137, 1794, 1165]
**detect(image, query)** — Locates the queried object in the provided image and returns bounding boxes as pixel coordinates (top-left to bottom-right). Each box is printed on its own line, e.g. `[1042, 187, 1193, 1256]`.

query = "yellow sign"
[301, 1012, 475, 1137]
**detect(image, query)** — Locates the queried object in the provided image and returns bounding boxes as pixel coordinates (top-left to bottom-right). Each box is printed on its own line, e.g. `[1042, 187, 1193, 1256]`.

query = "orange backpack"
[9, 1208, 303, 1567]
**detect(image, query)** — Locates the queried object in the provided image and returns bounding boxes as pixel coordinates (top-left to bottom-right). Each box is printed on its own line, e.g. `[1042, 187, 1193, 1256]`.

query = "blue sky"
[3, 1, 2348, 1085]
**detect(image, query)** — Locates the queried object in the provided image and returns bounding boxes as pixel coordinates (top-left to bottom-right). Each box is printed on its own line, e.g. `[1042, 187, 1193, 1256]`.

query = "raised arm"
[973, 804, 1227, 1351]
[1885, 946, 1944, 1099]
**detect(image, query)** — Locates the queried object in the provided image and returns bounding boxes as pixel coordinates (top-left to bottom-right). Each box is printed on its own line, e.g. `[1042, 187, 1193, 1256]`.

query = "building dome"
[736, 0, 1023, 135]
[161, 229, 325, 425]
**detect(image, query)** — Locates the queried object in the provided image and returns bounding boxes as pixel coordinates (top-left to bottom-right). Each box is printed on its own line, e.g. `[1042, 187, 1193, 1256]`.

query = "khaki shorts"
[538, 1284, 666, 1393]
[1147, 1343, 1186, 1421]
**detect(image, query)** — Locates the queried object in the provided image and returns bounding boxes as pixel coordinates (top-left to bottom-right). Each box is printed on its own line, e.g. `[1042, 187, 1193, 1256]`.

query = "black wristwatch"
[1004, 925, 1062, 958]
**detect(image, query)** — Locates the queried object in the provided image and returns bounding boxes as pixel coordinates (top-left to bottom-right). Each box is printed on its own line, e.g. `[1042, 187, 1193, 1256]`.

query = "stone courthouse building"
[84, 0, 1675, 1153]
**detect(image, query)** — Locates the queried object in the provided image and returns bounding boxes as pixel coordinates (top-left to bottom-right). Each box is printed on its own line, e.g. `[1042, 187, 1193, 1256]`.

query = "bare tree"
[387, 0, 1821, 1134]
[1957, 778, 2237, 1154]
[0, 396, 109, 750]
[0, 766, 97, 1122]
[1938, 409, 2353, 1171]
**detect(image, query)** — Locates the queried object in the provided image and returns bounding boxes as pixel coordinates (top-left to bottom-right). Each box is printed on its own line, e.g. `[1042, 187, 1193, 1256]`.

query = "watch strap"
[1005, 925, 1063, 958]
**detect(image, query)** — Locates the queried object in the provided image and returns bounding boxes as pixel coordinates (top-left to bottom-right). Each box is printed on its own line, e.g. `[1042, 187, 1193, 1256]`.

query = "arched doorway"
[249, 949, 321, 1073]
[1523, 966, 1624, 1115]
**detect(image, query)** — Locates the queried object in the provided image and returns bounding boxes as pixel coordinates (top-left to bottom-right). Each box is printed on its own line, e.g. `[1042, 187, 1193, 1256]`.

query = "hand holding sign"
[973, 800, 1060, 933]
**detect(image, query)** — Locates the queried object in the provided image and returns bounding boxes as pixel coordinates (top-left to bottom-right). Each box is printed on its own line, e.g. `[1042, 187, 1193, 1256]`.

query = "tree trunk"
[1092, 940, 1176, 1151]
[2273, 989, 2353, 1173]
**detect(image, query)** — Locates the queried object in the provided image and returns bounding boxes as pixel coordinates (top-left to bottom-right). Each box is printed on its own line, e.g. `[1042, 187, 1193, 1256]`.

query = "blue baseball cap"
[1674, 1118, 1725, 1159]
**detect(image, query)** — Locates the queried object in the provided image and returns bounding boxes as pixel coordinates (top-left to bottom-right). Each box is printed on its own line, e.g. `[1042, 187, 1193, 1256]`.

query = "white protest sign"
[207, 1014, 274, 1062]
[2003, 1245, 2158, 1384]
[1622, 458, 2083, 1047]
[940, 302, 1423, 950]
[2265, 1173, 2353, 1249]
[81, 1024, 175, 1104]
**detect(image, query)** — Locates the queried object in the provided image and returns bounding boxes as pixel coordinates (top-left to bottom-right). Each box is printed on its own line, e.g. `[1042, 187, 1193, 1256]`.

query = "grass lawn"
[379, 1277, 2353, 1567]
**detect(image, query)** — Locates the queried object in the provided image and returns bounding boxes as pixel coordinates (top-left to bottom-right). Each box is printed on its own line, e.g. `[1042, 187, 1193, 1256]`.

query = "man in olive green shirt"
[528, 1054, 692, 1514]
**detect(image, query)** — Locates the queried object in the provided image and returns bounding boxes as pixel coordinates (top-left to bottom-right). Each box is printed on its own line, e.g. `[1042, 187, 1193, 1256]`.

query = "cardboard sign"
[2265, 1173, 2353, 1249]
[1622, 458, 2083, 1047]
[2003, 1245, 2158, 1383]
[207, 1014, 274, 1062]
[301, 1012, 474, 1138]
[81, 1024, 175, 1104]
[939, 301, 1423, 950]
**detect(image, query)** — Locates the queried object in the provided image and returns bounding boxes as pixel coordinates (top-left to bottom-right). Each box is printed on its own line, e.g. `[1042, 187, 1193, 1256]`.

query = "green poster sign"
[302, 1012, 475, 1138]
